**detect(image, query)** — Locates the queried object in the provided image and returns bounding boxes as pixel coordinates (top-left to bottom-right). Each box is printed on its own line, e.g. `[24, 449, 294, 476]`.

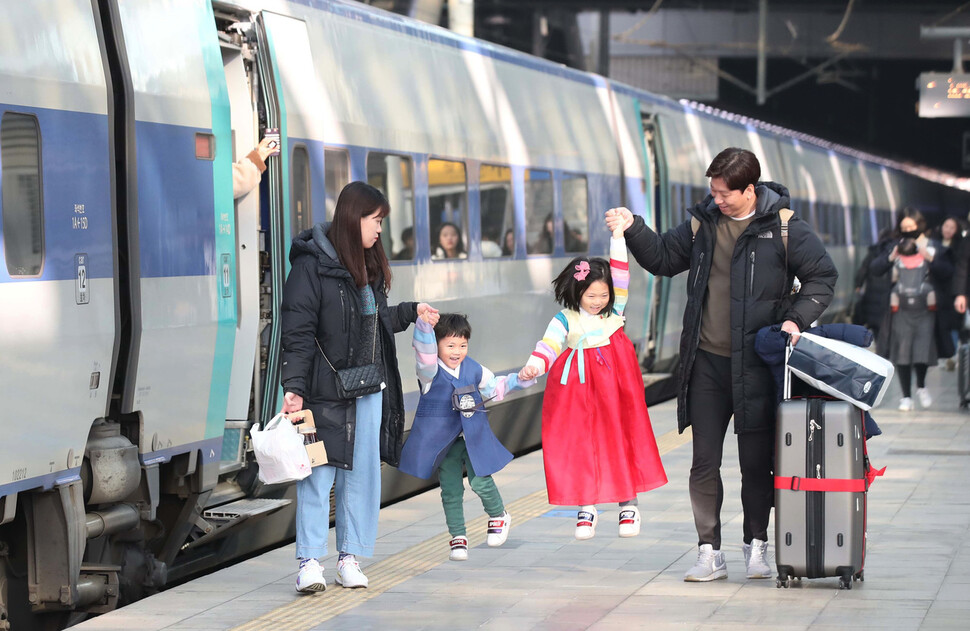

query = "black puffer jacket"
[280, 223, 417, 468]
[624, 182, 837, 433]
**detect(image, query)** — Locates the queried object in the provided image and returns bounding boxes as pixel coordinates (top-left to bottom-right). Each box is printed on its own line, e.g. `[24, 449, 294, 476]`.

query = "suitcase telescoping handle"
[783, 333, 794, 400]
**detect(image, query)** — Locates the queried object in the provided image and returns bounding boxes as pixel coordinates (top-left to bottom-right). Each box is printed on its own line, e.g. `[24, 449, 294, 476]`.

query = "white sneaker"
[335, 555, 368, 588]
[742, 538, 772, 579]
[898, 397, 914, 411]
[684, 544, 727, 582]
[449, 536, 468, 561]
[916, 388, 932, 408]
[295, 558, 326, 593]
[486, 511, 511, 547]
[618, 506, 641, 538]
[575, 507, 597, 540]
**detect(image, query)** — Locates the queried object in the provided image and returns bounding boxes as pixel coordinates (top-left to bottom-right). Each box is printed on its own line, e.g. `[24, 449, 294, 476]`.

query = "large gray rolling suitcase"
[774, 340, 882, 589]
[774, 397, 867, 589]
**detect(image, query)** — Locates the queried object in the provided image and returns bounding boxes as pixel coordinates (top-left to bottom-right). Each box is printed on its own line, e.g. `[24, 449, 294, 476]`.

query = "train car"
[1, 0, 968, 628]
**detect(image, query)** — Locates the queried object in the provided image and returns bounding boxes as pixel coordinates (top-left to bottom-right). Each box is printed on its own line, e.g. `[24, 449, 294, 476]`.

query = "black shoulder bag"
[315, 308, 384, 399]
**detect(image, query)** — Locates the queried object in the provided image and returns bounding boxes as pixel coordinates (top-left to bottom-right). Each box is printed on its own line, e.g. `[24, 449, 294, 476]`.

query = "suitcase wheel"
[854, 570, 864, 582]
[775, 575, 793, 589]
[839, 575, 853, 590]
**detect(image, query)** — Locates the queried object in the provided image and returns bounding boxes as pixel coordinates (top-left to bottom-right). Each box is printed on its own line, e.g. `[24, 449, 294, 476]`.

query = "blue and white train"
[2, 0, 968, 627]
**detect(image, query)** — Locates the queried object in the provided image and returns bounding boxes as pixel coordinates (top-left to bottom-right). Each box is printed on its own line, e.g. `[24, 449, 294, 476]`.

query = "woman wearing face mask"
[870, 209, 945, 410]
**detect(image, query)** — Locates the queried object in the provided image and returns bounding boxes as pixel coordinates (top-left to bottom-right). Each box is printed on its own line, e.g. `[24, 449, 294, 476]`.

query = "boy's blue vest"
[398, 358, 513, 480]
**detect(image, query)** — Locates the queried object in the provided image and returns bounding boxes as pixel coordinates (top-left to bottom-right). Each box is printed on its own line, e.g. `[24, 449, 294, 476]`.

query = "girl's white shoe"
[575, 507, 598, 540]
[618, 506, 641, 537]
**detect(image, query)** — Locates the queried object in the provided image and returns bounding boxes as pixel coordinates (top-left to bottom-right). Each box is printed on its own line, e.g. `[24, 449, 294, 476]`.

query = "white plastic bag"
[251, 413, 312, 484]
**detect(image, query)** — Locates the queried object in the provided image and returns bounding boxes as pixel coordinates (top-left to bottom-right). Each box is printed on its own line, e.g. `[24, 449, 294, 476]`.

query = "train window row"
[300, 146, 591, 261]
[1, 112, 45, 278]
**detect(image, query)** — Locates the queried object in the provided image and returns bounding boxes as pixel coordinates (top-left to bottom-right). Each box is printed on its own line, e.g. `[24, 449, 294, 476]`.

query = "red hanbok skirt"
[541, 328, 667, 505]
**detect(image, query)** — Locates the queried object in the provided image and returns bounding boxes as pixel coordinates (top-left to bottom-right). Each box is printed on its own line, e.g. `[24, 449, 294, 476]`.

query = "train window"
[525, 169, 554, 255]
[562, 174, 588, 254]
[324, 148, 350, 221]
[480, 164, 513, 258]
[291, 145, 312, 237]
[367, 152, 414, 261]
[428, 158, 468, 260]
[1, 112, 44, 277]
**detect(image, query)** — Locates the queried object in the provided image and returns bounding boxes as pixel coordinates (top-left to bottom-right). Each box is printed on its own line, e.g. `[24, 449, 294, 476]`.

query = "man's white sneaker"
[486, 511, 512, 547]
[295, 558, 326, 593]
[742, 538, 772, 579]
[618, 506, 641, 538]
[898, 397, 914, 411]
[449, 536, 468, 561]
[916, 388, 932, 408]
[684, 544, 727, 582]
[575, 507, 597, 540]
[335, 555, 368, 588]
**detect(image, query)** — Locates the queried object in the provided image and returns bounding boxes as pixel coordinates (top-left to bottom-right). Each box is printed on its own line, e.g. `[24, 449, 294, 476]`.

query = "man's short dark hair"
[705, 147, 761, 192]
[434, 313, 472, 342]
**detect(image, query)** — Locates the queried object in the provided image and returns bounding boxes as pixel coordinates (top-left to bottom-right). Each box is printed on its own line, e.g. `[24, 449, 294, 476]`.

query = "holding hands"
[518, 365, 540, 381]
[605, 207, 634, 238]
[417, 303, 440, 326]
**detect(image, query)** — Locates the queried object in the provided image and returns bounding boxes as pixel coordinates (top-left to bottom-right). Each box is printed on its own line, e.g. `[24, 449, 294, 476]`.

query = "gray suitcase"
[774, 342, 869, 589]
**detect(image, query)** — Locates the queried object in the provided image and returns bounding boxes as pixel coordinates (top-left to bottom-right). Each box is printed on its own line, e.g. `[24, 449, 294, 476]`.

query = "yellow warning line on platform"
[232, 426, 692, 631]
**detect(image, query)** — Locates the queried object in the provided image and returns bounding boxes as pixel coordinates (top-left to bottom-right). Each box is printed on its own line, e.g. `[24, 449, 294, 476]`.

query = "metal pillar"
[920, 26, 970, 73]
[598, 9, 610, 77]
[757, 0, 767, 105]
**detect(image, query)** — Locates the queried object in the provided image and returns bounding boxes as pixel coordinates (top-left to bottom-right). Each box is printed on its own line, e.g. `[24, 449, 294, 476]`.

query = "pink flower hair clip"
[573, 260, 590, 281]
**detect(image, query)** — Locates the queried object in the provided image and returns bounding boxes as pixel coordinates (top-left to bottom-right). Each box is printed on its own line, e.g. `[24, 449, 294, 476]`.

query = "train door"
[639, 112, 668, 373]
[214, 8, 265, 475]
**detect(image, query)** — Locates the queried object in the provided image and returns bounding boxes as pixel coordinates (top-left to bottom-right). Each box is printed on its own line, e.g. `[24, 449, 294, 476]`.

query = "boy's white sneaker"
[618, 506, 641, 538]
[575, 507, 598, 540]
[295, 558, 326, 593]
[684, 544, 727, 582]
[335, 555, 368, 588]
[486, 511, 512, 547]
[742, 538, 773, 579]
[449, 536, 469, 561]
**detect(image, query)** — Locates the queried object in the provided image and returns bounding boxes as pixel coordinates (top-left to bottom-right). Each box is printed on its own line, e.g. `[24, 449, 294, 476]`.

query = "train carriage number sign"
[919, 72, 970, 118]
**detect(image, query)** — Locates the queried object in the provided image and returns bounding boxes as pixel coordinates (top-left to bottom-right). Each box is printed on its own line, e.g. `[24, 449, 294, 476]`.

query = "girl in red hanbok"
[521, 220, 667, 540]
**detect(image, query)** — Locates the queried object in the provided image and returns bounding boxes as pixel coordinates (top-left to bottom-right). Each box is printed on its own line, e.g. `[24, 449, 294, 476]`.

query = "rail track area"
[74, 372, 970, 631]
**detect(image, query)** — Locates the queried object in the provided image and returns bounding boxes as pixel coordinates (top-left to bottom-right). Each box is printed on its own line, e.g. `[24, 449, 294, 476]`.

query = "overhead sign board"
[919, 72, 970, 118]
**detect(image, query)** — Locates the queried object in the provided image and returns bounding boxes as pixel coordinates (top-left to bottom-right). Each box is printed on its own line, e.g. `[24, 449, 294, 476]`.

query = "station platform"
[74, 368, 970, 631]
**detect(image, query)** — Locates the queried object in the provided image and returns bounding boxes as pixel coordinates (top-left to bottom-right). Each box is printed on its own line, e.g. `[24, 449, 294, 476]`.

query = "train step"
[203, 498, 292, 522]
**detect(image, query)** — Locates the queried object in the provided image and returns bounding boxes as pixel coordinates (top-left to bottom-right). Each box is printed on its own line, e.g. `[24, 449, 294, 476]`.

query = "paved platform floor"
[73, 367, 970, 630]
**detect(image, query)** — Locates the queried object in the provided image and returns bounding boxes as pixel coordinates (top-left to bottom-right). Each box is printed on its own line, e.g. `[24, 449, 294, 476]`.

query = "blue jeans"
[295, 391, 382, 559]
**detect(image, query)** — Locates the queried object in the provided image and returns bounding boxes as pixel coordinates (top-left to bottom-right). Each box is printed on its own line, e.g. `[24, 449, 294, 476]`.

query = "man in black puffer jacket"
[606, 148, 836, 584]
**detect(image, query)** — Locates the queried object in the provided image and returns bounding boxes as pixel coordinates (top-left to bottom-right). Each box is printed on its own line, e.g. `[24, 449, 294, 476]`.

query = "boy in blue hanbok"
[398, 313, 534, 560]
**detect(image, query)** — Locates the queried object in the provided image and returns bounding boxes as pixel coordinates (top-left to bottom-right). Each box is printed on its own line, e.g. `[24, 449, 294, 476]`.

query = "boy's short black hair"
[552, 257, 615, 314]
[434, 313, 472, 342]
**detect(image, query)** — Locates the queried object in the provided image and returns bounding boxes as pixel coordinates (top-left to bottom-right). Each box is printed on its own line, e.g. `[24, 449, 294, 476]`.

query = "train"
[2, 0, 969, 628]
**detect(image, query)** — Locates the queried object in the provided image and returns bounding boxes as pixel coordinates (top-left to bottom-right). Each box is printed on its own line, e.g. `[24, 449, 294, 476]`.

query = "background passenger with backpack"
[870, 210, 939, 411]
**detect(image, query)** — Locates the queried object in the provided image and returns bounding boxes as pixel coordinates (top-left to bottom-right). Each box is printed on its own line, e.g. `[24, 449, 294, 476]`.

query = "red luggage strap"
[775, 476, 863, 492]
[775, 467, 885, 493]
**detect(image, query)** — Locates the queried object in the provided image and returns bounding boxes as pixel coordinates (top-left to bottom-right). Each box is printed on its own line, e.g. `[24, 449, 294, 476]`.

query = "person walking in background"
[520, 221, 668, 542]
[280, 181, 438, 592]
[398, 313, 534, 561]
[870, 210, 939, 411]
[606, 148, 836, 582]
[853, 228, 895, 357]
[930, 217, 962, 367]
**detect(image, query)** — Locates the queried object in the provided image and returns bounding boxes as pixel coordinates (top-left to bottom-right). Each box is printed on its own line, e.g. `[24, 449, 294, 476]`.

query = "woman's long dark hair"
[328, 182, 391, 292]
